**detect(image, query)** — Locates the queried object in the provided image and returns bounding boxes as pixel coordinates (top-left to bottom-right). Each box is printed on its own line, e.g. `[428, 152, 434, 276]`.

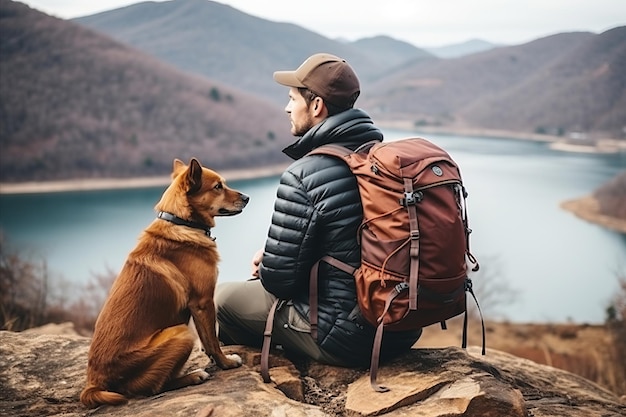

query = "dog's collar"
[157, 211, 216, 241]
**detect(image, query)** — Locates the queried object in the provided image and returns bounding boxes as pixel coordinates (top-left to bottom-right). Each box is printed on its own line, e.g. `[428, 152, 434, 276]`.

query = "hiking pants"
[215, 278, 347, 366]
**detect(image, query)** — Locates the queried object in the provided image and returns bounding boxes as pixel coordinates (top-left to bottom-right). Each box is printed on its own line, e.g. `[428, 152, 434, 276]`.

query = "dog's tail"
[80, 384, 128, 409]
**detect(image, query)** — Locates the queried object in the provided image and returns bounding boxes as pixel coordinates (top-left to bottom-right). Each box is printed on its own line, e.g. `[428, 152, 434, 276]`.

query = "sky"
[20, 0, 626, 47]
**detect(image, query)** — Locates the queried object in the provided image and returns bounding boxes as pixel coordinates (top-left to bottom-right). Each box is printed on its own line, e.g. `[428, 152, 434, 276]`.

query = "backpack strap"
[308, 143, 352, 158]
[402, 177, 421, 310]
[307, 140, 379, 159]
[262, 256, 357, 384]
[369, 282, 409, 392]
[260, 298, 280, 383]
[459, 184, 480, 273]
[370, 321, 388, 392]
[462, 278, 486, 355]
[309, 260, 321, 340]
[319, 255, 356, 274]
[306, 140, 377, 335]
[309, 255, 356, 341]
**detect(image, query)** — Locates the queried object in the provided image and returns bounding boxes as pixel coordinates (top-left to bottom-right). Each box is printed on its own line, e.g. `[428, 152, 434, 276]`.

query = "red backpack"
[261, 137, 484, 391]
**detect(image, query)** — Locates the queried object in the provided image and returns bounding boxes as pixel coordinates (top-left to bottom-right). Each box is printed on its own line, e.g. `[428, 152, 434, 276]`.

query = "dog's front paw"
[227, 353, 243, 366]
[218, 353, 242, 369]
[188, 369, 211, 385]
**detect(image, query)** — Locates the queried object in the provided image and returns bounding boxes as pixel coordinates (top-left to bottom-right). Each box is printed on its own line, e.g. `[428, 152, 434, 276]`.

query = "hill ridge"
[0, 0, 293, 182]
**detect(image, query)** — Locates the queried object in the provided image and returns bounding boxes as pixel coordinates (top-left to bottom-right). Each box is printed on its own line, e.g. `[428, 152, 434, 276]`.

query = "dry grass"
[416, 317, 626, 396]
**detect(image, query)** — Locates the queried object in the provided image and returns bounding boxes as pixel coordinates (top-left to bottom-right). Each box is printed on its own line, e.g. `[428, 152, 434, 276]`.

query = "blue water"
[1, 130, 624, 324]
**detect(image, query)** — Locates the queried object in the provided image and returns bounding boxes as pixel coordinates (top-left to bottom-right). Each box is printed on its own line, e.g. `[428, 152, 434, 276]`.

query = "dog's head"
[156, 158, 249, 228]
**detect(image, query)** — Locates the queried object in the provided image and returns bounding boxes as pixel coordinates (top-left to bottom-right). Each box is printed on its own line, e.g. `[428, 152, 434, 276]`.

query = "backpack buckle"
[400, 191, 422, 206]
[394, 282, 409, 293]
[400, 192, 414, 206]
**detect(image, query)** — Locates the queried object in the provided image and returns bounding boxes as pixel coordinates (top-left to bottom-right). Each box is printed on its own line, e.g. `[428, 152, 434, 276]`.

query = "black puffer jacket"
[259, 108, 421, 366]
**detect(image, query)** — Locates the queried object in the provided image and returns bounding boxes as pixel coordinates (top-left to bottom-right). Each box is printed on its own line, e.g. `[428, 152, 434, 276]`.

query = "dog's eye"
[214, 182, 223, 190]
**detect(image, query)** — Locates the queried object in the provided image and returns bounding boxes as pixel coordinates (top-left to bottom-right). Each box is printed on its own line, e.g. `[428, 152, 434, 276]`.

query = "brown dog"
[80, 158, 249, 409]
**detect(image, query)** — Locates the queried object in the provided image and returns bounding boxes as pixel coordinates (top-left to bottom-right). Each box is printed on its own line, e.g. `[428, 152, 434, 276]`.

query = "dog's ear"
[172, 159, 187, 179]
[185, 158, 203, 194]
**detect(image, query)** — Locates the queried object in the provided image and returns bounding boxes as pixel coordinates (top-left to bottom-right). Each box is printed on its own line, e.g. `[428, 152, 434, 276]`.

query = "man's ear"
[312, 96, 325, 117]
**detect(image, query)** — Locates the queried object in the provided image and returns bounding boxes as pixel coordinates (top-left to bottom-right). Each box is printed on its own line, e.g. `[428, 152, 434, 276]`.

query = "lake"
[1, 129, 624, 324]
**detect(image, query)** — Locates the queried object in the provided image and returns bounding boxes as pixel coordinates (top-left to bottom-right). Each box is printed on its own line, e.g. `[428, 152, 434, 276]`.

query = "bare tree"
[0, 233, 47, 331]
[467, 255, 519, 321]
[605, 266, 626, 394]
[0, 232, 115, 334]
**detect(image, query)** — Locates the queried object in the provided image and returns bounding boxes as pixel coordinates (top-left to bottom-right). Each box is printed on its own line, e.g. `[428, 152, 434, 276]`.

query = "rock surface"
[1, 327, 624, 417]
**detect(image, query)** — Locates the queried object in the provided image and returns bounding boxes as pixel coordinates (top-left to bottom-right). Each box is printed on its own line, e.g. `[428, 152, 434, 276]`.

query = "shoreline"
[1, 125, 623, 195]
[377, 120, 626, 152]
[376, 121, 561, 143]
[0, 164, 289, 195]
[560, 195, 626, 235]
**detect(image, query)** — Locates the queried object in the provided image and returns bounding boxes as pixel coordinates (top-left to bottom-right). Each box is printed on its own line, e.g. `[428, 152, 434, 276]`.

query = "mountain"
[73, 0, 425, 106]
[73, 0, 625, 139]
[363, 32, 593, 120]
[424, 39, 501, 58]
[0, 0, 294, 182]
[363, 29, 626, 138]
[350, 35, 436, 67]
[460, 27, 626, 135]
[2, 0, 624, 184]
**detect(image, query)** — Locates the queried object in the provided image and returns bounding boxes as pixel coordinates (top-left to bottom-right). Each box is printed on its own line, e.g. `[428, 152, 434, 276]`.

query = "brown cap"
[273, 53, 360, 109]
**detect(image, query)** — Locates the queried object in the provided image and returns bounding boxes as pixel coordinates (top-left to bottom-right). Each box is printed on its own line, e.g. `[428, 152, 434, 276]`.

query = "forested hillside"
[0, 0, 293, 182]
[1, 0, 625, 185]
[595, 171, 626, 221]
[364, 28, 626, 138]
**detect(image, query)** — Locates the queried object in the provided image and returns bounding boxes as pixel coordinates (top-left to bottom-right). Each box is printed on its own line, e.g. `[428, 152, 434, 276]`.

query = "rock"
[0, 332, 322, 417]
[1, 330, 624, 417]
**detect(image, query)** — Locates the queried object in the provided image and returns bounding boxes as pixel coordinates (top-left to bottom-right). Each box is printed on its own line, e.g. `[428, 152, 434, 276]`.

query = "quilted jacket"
[259, 108, 421, 366]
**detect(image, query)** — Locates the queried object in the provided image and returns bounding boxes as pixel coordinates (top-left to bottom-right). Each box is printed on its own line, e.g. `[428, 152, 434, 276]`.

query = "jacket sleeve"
[259, 168, 320, 299]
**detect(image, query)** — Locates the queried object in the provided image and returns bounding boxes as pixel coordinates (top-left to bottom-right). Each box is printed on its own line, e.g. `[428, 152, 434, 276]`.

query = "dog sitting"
[80, 158, 249, 409]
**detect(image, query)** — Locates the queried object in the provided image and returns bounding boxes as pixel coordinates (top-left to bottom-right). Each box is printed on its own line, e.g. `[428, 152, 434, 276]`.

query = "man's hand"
[251, 249, 263, 277]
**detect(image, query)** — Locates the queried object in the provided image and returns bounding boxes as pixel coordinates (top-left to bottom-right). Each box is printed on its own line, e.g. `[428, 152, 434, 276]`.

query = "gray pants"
[215, 279, 345, 365]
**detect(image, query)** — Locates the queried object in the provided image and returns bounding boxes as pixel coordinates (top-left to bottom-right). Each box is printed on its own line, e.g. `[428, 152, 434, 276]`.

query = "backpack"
[260, 137, 484, 391]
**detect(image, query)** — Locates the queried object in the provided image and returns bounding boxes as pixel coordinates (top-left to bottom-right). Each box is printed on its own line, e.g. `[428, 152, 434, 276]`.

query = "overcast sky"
[21, 0, 626, 47]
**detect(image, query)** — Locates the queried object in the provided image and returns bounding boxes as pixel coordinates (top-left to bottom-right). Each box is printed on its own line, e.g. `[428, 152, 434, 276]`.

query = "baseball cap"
[273, 53, 360, 109]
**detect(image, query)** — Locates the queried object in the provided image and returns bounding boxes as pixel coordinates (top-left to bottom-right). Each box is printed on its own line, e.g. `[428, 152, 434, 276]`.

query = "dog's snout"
[240, 193, 250, 207]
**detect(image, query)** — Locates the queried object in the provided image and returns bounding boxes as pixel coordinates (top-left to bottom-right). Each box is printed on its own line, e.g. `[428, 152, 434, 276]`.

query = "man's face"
[284, 87, 315, 136]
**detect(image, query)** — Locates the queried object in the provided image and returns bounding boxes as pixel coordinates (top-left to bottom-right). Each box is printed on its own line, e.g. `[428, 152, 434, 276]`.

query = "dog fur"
[80, 158, 249, 409]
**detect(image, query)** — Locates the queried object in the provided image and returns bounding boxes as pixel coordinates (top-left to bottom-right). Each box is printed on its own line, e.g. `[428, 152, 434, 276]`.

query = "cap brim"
[273, 70, 306, 88]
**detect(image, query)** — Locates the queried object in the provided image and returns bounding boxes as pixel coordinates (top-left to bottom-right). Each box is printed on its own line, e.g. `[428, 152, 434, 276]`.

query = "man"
[216, 53, 421, 367]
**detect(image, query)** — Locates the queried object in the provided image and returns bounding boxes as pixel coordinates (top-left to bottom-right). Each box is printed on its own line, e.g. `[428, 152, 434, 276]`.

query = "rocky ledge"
[1, 329, 624, 417]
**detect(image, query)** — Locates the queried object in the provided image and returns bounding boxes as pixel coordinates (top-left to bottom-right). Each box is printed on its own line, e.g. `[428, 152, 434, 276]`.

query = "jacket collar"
[282, 108, 383, 160]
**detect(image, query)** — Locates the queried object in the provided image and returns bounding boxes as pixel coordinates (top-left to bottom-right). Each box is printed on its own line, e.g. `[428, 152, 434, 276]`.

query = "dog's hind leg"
[163, 368, 211, 391]
[122, 324, 206, 396]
